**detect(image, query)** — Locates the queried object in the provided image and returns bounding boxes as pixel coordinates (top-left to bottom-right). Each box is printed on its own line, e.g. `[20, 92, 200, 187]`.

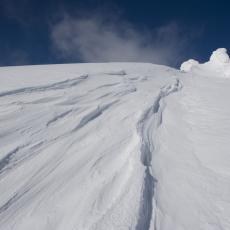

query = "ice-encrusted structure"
[180, 59, 199, 72]
[180, 48, 230, 77]
[210, 48, 230, 64]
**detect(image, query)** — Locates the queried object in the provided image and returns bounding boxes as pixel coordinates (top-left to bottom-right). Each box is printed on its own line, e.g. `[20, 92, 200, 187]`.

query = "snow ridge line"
[0, 74, 88, 97]
[135, 78, 182, 230]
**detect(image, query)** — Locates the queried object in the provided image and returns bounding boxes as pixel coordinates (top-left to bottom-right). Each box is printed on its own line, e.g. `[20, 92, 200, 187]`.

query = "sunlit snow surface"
[1, 62, 230, 230]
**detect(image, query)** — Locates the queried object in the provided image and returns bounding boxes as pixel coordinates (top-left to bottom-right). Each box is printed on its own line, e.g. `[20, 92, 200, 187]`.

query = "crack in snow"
[136, 78, 182, 230]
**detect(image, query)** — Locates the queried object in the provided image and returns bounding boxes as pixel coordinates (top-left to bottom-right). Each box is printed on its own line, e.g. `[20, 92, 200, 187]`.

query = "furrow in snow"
[46, 110, 73, 127]
[136, 79, 182, 230]
[72, 100, 119, 132]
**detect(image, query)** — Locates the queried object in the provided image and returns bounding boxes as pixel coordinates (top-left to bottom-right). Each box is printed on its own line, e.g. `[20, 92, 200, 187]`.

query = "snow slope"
[1, 52, 230, 230]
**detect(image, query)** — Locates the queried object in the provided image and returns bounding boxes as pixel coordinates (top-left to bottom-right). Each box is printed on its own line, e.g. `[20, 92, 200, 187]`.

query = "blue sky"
[0, 0, 229, 67]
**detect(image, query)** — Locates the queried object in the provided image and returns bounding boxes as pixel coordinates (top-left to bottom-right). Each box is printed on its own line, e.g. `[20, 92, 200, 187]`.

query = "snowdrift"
[1, 49, 230, 230]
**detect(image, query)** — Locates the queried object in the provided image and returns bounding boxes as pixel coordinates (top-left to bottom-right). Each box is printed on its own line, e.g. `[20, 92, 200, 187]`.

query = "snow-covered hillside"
[1, 49, 230, 230]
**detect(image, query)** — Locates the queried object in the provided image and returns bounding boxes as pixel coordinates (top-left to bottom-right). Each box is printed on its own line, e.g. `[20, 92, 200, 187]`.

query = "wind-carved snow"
[136, 79, 182, 230]
[1, 59, 230, 230]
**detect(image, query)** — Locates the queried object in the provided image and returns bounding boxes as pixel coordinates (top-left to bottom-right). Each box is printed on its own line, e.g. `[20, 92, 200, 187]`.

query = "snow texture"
[1, 51, 230, 230]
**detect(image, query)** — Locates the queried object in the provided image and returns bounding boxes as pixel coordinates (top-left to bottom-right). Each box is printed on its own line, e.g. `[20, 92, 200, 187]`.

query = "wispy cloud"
[51, 14, 195, 66]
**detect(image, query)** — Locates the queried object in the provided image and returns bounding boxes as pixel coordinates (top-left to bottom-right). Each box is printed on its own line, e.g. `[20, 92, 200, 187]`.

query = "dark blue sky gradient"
[0, 0, 229, 67]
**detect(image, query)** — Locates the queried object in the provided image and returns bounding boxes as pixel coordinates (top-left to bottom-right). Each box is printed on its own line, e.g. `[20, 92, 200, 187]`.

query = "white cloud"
[51, 14, 193, 66]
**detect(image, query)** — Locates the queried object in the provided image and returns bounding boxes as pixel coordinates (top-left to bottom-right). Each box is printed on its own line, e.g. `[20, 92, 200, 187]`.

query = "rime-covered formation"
[180, 48, 230, 77]
[1, 49, 230, 230]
